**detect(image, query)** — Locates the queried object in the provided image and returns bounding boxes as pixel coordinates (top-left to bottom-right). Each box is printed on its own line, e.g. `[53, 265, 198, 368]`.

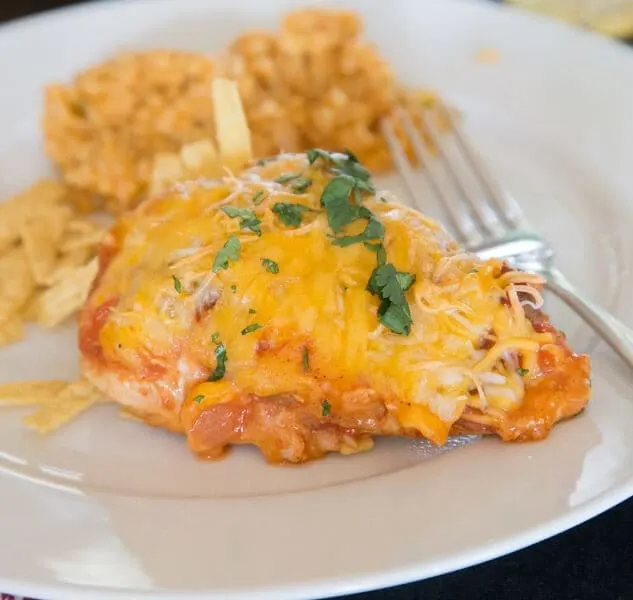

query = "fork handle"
[544, 266, 633, 369]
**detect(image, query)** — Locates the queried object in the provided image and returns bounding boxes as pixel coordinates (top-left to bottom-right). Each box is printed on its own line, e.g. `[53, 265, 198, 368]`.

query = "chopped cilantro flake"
[172, 275, 183, 294]
[517, 368, 529, 376]
[377, 300, 412, 336]
[252, 189, 266, 205]
[367, 263, 415, 335]
[208, 343, 227, 381]
[275, 172, 302, 184]
[321, 399, 331, 417]
[306, 148, 330, 165]
[261, 258, 279, 274]
[302, 346, 310, 372]
[290, 177, 312, 194]
[395, 272, 416, 292]
[331, 208, 384, 247]
[364, 242, 387, 266]
[231, 284, 237, 293]
[241, 323, 262, 335]
[320, 176, 359, 233]
[211, 332, 220, 344]
[344, 147, 360, 163]
[222, 206, 262, 236]
[272, 202, 316, 228]
[212, 236, 241, 273]
[248, 308, 256, 314]
[193, 394, 205, 404]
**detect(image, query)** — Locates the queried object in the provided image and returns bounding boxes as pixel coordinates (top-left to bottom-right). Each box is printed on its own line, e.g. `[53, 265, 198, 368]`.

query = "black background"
[2, 2, 632, 599]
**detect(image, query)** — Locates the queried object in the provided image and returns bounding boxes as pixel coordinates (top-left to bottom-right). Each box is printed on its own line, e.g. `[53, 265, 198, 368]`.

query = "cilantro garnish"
[212, 236, 241, 273]
[344, 147, 360, 162]
[306, 148, 330, 165]
[367, 263, 416, 335]
[172, 275, 183, 294]
[275, 172, 302, 184]
[248, 308, 256, 314]
[517, 368, 529, 376]
[307, 148, 375, 193]
[321, 399, 331, 417]
[241, 323, 262, 335]
[272, 202, 316, 228]
[330, 208, 384, 247]
[211, 332, 220, 344]
[290, 177, 312, 194]
[222, 206, 262, 236]
[395, 272, 416, 292]
[261, 258, 279, 274]
[231, 284, 237, 293]
[364, 242, 387, 266]
[193, 394, 205, 403]
[320, 177, 360, 232]
[302, 346, 310, 372]
[208, 342, 227, 382]
[252, 189, 266, 205]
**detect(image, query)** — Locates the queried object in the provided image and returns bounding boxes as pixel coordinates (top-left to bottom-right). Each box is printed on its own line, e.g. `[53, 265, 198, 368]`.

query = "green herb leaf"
[248, 308, 256, 314]
[367, 264, 402, 302]
[272, 202, 316, 228]
[241, 323, 262, 335]
[230, 284, 237, 293]
[367, 263, 415, 335]
[306, 148, 330, 165]
[290, 177, 312, 194]
[261, 258, 279, 274]
[395, 272, 416, 292]
[193, 394, 205, 404]
[212, 236, 241, 273]
[302, 346, 310, 372]
[350, 176, 375, 193]
[364, 242, 387, 266]
[172, 275, 183, 294]
[344, 147, 360, 163]
[222, 206, 262, 236]
[321, 399, 331, 417]
[208, 342, 227, 381]
[517, 368, 529, 376]
[331, 209, 384, 247]
[320, 176, 360, 233]
[275, 172, 302, 184]
[211, 332, 220, 344]
[377, 299, 412, 335]
[252, 189, 266, 205]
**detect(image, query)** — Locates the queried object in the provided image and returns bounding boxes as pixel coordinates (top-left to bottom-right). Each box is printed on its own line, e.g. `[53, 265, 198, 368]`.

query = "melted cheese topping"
[91, 153, 555, 444]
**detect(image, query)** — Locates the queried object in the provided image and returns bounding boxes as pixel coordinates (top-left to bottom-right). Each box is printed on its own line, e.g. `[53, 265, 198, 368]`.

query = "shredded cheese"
[90, 153, 566, 440]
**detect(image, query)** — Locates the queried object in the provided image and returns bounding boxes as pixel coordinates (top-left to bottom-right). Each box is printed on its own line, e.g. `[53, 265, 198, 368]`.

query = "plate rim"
[2, 0, 633, 598]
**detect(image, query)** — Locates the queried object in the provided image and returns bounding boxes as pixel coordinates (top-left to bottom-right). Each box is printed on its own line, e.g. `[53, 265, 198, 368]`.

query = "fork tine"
[392, 108, 484, 247]
[434, 102, 527, 229]
[380, 118, 425, 212]
[415, 105, 506, 238]
[381, 114, 467, 244]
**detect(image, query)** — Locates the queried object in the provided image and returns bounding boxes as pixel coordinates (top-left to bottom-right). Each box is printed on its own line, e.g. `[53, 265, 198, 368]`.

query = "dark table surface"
[1, 2, 632, 600]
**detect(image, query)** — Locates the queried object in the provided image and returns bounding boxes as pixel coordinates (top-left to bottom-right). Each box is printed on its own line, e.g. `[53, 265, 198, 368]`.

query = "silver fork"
[381, 104, 633, 370]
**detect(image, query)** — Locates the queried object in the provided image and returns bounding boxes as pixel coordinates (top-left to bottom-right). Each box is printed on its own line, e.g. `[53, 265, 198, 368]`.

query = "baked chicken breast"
[79, 150, 591, 463]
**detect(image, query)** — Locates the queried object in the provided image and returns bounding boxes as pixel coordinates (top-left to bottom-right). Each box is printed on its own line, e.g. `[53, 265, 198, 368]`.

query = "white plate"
[1, 0, 633, 598]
